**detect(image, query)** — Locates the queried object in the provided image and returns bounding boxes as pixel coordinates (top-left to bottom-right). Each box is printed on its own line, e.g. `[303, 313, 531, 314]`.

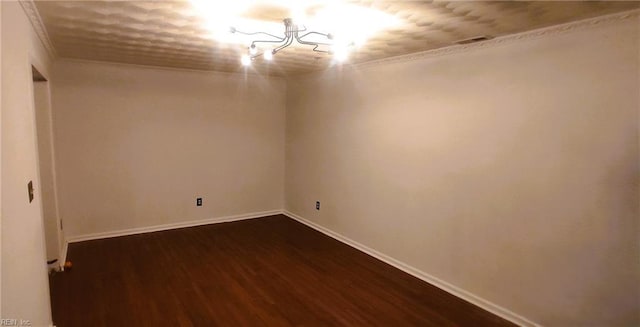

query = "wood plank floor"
[50, 215, 516, 326]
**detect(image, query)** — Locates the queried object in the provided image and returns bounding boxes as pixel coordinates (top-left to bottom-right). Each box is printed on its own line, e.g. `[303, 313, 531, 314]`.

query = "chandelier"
[232, 18, 352, 66]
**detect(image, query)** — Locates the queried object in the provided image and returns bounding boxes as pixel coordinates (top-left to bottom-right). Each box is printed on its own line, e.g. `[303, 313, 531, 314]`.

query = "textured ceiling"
[33, 1, 640, 75]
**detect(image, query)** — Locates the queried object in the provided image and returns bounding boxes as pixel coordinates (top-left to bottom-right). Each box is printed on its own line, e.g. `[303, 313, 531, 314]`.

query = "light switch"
[28, 181, 34, 203]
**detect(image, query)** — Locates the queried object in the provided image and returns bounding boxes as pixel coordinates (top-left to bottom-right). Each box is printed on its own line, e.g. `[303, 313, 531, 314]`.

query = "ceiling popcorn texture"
[34, 1, 640, 75]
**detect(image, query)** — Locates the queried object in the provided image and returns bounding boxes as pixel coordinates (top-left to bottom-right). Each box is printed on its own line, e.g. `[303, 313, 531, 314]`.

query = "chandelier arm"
[273, 34, 295, 54]
[270, 24, 294, 53]
[234, 30, 286, 41]
[295, 32, 333, 50]
[296, 38, 333, 51]
[310, 44, 330, 54]
[296, 38, 332, 47]
[294, 27, 330, 53]
[292, 25, 307, 33]
[249, 37, 291, 59]
[297, 31, 331, 41]
[251, 38, 290, 48]
[287, 23, 295, 38]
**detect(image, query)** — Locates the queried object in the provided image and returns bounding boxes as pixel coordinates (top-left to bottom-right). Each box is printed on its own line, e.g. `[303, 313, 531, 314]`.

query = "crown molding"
[19, 0, 57, 59]
[357, 9, 640, 70]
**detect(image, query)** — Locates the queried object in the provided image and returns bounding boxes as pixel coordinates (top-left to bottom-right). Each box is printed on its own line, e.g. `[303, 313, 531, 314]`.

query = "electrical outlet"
[316, 201, 320, 210]
[196, 198, 203, 206]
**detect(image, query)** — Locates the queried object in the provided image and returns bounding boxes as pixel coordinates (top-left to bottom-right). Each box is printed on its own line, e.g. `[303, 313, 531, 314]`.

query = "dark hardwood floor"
[50, 214, 516, 326]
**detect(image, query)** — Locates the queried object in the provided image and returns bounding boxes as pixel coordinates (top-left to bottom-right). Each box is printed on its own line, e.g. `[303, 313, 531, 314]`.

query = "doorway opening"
[32, 66, 64, 271]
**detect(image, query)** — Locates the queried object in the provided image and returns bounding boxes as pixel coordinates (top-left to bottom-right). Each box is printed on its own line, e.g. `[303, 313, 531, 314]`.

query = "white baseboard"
[282, 210, 540, 327]
[66, 210, 282, 243]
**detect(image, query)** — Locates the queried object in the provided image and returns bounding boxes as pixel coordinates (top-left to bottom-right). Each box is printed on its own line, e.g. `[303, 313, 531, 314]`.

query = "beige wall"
[285, 18, 640, 326]
[1, 2, 53, 325]
[34, 81, 63, 262]
[0, 0, 3, 316]
[51, 61, 285, 239]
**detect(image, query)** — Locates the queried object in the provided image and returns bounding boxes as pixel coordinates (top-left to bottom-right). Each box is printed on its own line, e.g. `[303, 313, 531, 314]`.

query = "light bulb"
[263, 50, 273, 61]
[333, 44, 349, 62]
[249, 45, 257, 55]
[241, 54, 251, 66]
